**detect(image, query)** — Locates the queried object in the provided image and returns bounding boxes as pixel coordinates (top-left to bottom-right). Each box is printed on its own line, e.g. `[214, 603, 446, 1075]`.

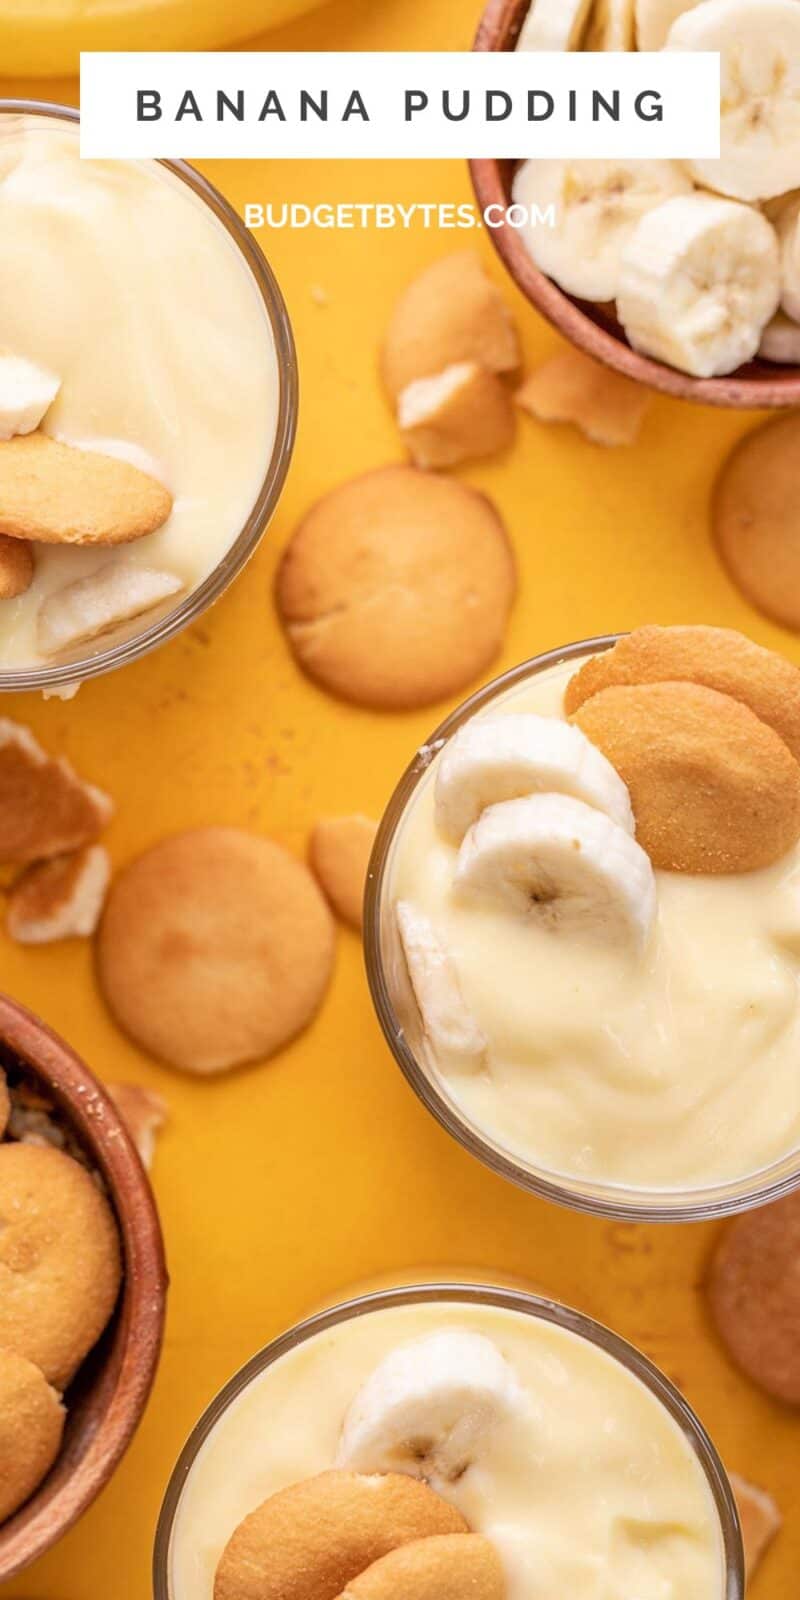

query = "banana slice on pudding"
[396, 902, 487, 1071]
[0, 354, 60, 441]
[454, 793, 656, 948]
[37, 562, 185, 657]
[434, 714, 635, 844]
[337, 1329, 523, 1483]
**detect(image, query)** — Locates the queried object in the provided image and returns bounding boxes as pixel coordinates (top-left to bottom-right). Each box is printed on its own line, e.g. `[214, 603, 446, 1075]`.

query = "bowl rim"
[0, 98, 298, 692]
[363, 634, 800, 1223]
[0, 992, 168, 1580]
[468, 0, 800, 409]
[152, 1281, 744, 1600]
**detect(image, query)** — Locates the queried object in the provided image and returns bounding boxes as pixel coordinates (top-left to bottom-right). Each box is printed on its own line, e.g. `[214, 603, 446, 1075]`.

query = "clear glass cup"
[0, 100, 297, 694]
[152, 1282, 744, 1600]
[364, 636, 800, 1223]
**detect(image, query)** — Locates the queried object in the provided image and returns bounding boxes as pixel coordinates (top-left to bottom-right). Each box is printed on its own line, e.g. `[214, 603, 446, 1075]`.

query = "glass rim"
[363, 634, 800, 1223]
[0, 99, 298, 693]
[152, 1280, 743, 1600]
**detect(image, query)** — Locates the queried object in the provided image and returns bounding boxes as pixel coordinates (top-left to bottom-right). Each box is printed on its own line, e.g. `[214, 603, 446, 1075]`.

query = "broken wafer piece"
[6, 844, 110, 943]
[0, 431, 173, 546]
[37, 561, 185, 657]
[0, 533, 33, 599]
[106, 1082, 168, 1171]
[310, 814, 378, 930]
[0, 720, 112, 864]
[0, 354, 60, 441]
[516, 348, 650, 447]
[398, 363, 515, 469]
[729, 1473, 781, 1580]
[381, 253, 520, 402]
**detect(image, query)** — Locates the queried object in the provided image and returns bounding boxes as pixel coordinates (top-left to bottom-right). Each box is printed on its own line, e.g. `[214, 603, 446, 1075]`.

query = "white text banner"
[79, 50, 720, 161]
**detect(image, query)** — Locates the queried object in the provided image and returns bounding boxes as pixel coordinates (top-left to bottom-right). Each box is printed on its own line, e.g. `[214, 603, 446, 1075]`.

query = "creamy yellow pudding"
[167, 1298, 727, 1600]
[0, 113, 279, 670]
[390, 653, 800, 1194]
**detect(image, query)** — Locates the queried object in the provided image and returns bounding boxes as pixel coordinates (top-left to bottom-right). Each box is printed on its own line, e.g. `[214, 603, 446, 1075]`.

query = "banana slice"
[454, 793, 656, 947]
[776, 196, 800, 322]
[759, 310, 800, 363]
[511, 160, 692, 302]
[617, 193, 780, 377]
[585, 0, 635, 50]
[336, 1330, 523, 1483]
[37, 561, 185, 657]
[0, 355, 60, 441]
[396, 902, 487, 1071]
[669, 0, 800, 203]
[635, 0, 698, 49]
[516, 0, 592, 49]
[434, 714, 634, 843]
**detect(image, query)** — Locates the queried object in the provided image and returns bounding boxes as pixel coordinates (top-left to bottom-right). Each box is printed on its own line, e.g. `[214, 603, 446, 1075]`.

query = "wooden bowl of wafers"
[0, 995, 167, 1580]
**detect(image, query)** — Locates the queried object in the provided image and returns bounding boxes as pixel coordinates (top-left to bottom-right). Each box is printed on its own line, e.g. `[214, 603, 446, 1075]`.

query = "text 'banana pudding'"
[0, 112, 279, 672]
[167, 1298, 727, 1600]
[387, 626, 800, 1196]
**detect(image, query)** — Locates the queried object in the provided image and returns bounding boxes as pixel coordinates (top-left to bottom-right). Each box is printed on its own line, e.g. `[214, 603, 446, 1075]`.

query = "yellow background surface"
[1, 2, 798, 1594]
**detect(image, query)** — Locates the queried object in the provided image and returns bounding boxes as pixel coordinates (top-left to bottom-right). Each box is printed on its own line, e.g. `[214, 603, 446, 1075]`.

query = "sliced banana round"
[336, 1329, 523, 1483]
[516, 0, 592, 49]
[635, 0, 698, 50]
[617, 193, 780, 377]
[585, 0, 635, 50]
[775, 196, 800, 322]
[668, 0, 800, 203]
[454, 793, 656, 948]
[37, 561, 185, 657]
[0, 354, 60, 442]
[759, 310, 800, 363]
[511, 160, 692, 303]
[434, 713, 634, 844]
[396, 901, 487, 1071]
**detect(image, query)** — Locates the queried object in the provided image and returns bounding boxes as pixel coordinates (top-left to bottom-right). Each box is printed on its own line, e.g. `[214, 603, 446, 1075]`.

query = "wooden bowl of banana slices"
[470, 0, 800, 407]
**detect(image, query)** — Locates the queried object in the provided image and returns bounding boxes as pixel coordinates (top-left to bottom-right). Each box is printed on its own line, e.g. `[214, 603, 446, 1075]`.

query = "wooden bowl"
[0, 994, 168, 1581]
[470, 0, 800, 409]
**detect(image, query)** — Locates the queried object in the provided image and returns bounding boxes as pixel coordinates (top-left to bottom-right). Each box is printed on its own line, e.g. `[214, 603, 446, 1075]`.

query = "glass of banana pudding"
[154, 1283, 742, 1600]
[365, 627, 800, 1221]
[0, 102, 296, 693]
